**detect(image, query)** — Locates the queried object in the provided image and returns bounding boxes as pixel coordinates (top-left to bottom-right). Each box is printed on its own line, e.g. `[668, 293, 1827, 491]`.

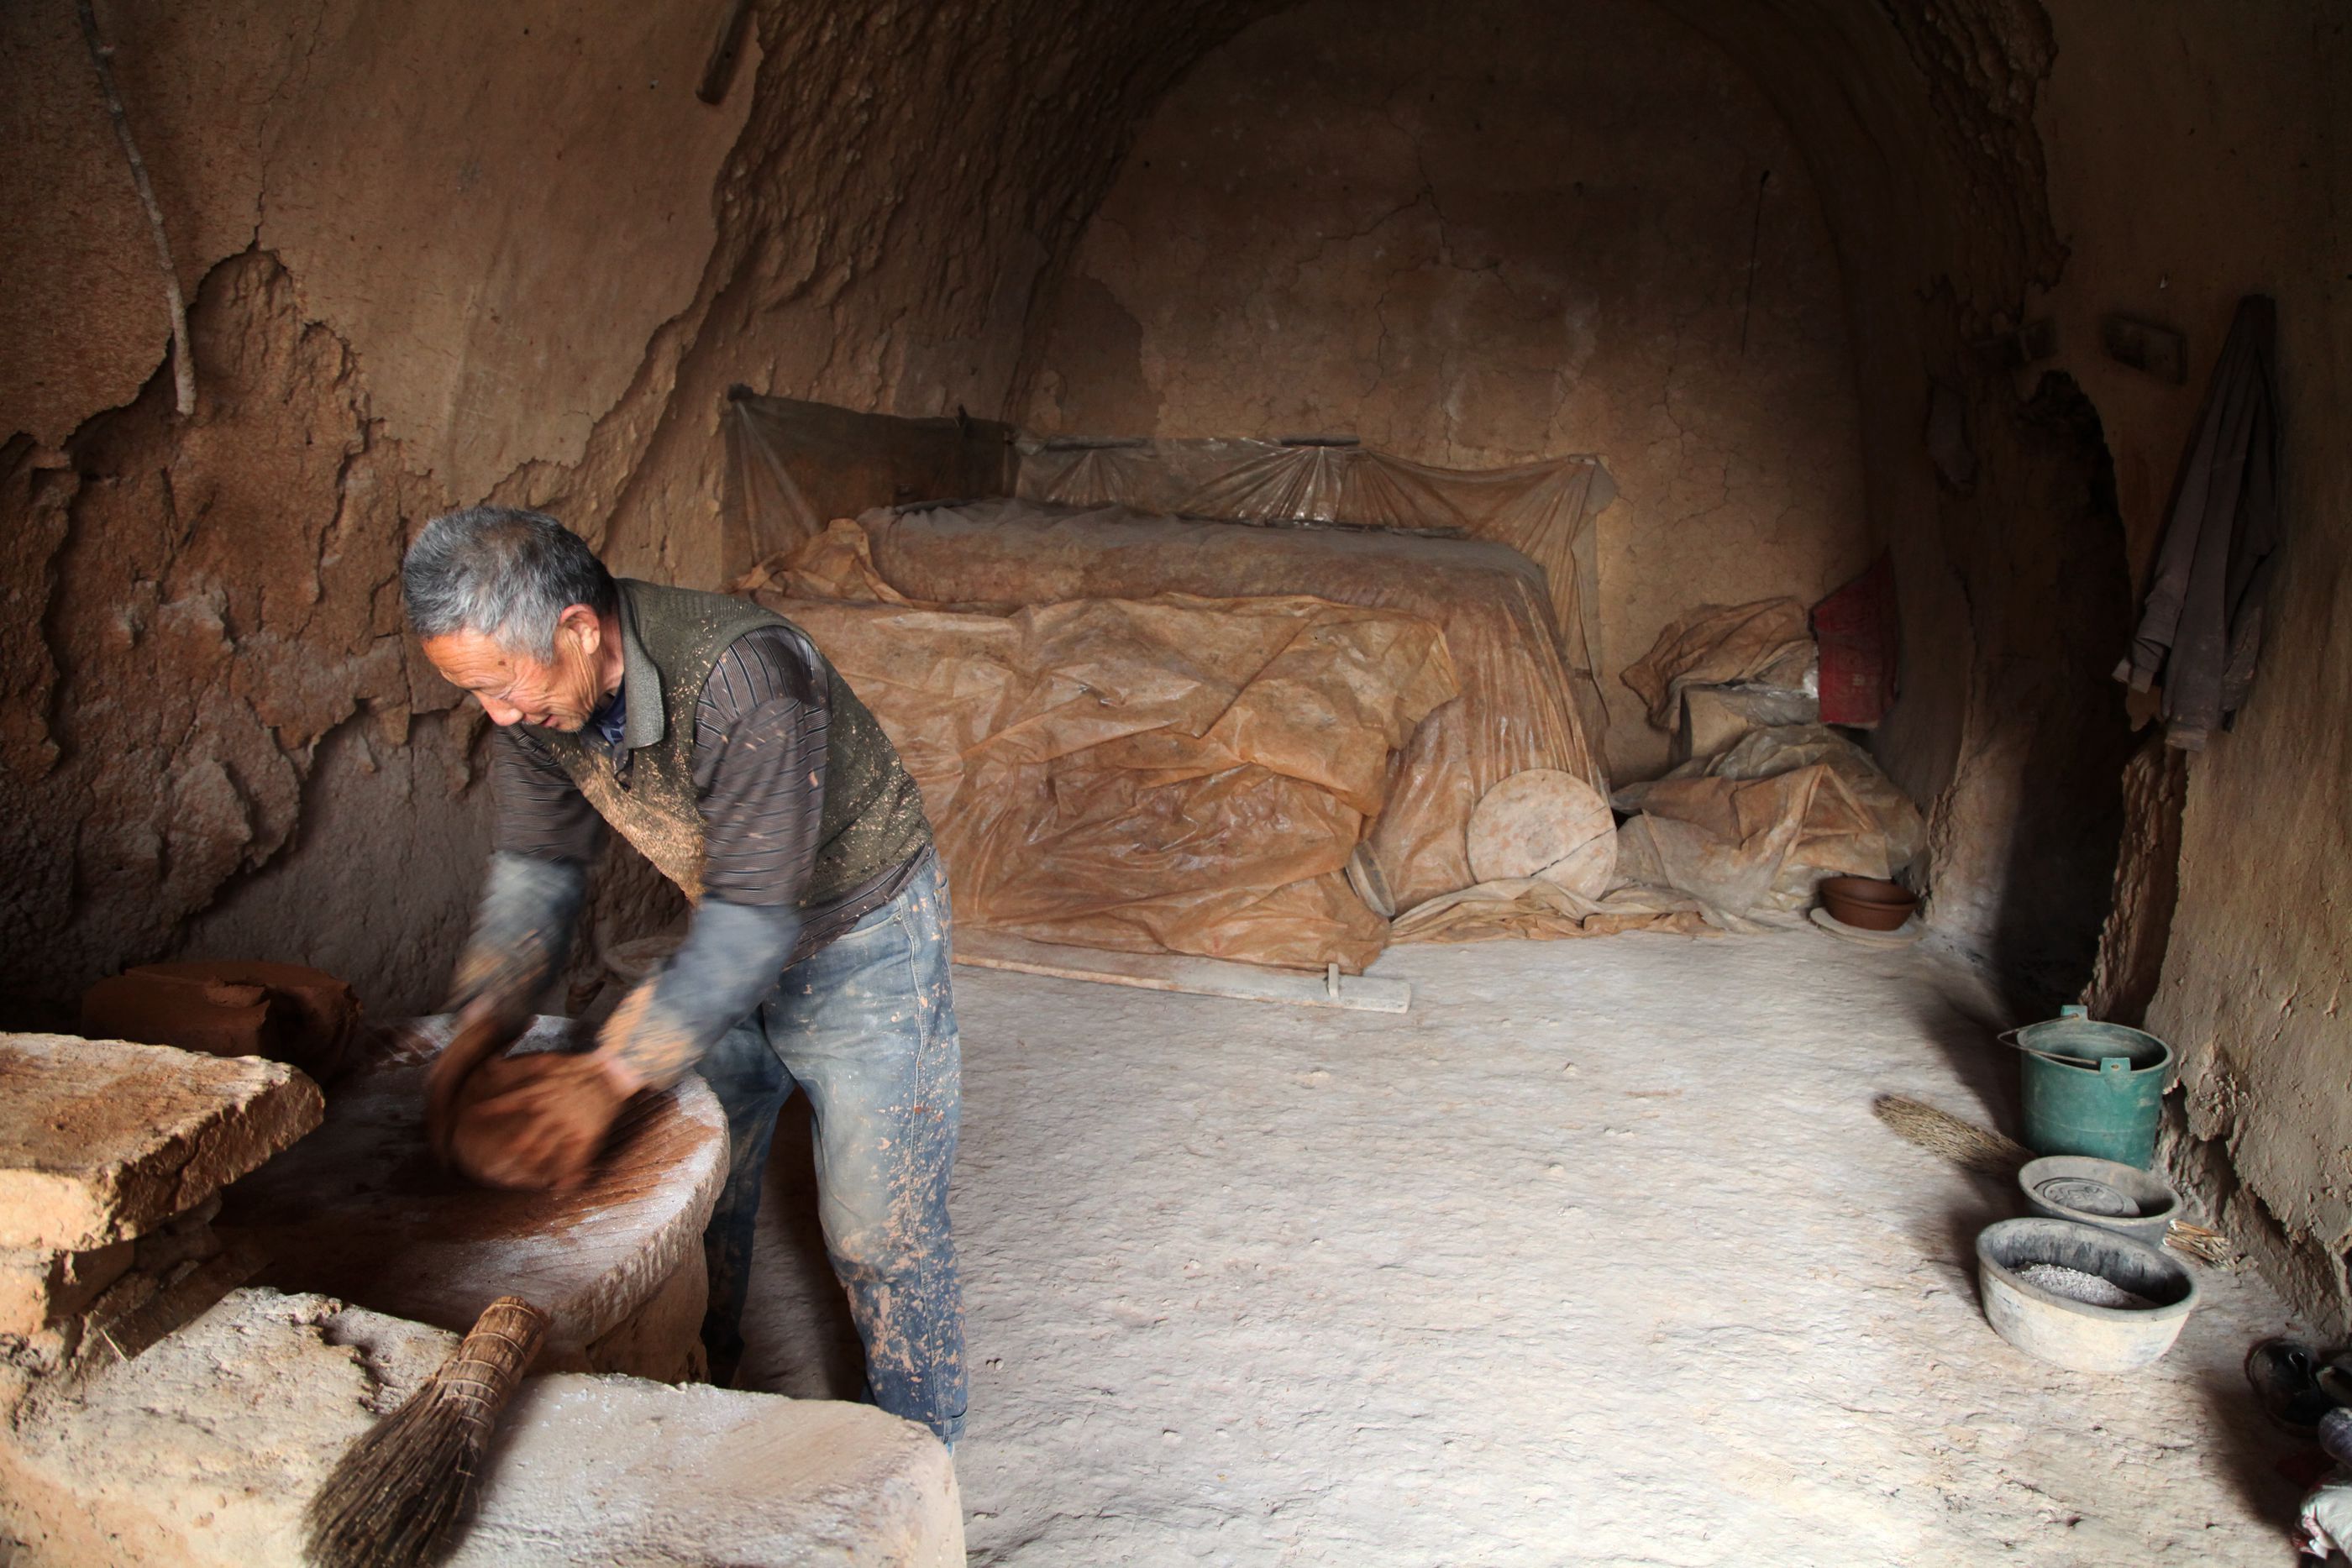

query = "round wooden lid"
[1465, 768, 1617, 896]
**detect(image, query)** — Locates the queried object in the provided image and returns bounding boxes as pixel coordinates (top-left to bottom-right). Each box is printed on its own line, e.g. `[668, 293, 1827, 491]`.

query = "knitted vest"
[529, 579, 930, 905]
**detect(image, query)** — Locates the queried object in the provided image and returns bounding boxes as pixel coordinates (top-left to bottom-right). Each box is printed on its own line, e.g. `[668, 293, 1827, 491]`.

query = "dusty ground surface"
[741, 931, 2308, 1565]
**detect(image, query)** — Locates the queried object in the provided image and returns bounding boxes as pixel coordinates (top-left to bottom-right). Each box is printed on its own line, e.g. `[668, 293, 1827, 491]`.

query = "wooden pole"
[74, 0, 196, 417]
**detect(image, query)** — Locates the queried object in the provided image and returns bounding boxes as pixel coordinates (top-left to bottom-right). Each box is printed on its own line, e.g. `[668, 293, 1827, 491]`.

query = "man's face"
[422, 606, 608, 731]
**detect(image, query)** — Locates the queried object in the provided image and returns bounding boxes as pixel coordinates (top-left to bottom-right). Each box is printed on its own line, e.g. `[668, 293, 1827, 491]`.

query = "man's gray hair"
[402, 506, 617, 657]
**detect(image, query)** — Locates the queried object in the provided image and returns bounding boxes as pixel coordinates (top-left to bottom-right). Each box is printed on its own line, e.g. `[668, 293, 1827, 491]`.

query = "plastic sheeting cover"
[855, 498, 1611, 915]
[1389, 878, 1713, 945]
[1610, 725, 1925, 933]
[722, 391, 1014, 566]
[739, 520, 1458, 972]
[1620, 597, 1816, 731]
[1017, 437, 1615, 750]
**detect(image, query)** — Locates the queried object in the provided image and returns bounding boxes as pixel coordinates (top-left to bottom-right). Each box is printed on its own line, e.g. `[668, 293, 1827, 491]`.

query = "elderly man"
[402, 505, 963, 1446]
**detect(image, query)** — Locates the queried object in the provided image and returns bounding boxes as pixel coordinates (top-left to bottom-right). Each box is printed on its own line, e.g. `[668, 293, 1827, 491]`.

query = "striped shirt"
[490, 624, 916, 962]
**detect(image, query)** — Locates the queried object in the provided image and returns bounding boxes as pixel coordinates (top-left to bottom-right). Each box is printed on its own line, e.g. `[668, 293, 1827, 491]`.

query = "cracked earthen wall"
[1019, 0, 1875, 783]
[7, 0, 2349, 1338]
[0, 0, 1270, 1022]
[2031, 0, 2351, 1329]
[1657, 0, 2352, 1324]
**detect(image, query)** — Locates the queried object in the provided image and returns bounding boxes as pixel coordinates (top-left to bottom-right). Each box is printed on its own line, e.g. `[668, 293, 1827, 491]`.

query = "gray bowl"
[2018, 1154, 2180, 1245]
[1977, 1217, 2199, 1373]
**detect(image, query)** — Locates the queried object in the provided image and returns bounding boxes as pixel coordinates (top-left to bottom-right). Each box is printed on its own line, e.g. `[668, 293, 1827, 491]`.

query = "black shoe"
[2250, 1339, 2340, 1434]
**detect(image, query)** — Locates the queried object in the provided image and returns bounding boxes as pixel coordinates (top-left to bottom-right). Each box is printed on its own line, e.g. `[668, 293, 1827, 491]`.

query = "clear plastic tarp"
[1620, 597, 1815, 731]
[737, 518, 1456, 970]
[1016, 437, 1615, 751]
[1609, 725, 1925, 933]
[714, 413, 1830, 968]
[848, 499, 1614, 918]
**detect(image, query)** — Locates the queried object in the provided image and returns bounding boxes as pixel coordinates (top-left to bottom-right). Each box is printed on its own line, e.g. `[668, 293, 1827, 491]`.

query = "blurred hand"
[424, 999, 525, 1164]
[447, 1051, 636, 1191]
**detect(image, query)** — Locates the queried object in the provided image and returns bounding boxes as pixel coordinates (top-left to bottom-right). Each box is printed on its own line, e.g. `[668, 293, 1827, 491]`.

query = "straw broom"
[1873, 1093, 2240, 1267]
[1875, 1093, 2238, 1265]
[1871, 1094, 2034, 1177]
[306, 1295, 549, 1568]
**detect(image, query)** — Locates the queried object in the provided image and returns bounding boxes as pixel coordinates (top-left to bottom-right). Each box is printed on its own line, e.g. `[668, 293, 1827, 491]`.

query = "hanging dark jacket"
[2114, 294, 2282, 750]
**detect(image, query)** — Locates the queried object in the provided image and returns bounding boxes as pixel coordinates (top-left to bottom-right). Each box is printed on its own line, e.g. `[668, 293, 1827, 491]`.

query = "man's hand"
[448, 1051, 639, 1191]
[425, 1000, 527, 1163]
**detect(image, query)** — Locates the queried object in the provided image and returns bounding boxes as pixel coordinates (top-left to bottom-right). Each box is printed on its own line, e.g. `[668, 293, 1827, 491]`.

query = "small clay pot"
[1817, 875, 1918, 932]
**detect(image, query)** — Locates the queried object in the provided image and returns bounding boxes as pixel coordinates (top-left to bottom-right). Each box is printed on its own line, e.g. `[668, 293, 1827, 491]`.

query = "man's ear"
[555, 602, 601, 655]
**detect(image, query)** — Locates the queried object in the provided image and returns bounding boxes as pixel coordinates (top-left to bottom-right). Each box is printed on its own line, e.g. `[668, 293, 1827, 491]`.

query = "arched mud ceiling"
[1016, 0, 2129, 971]
[1016, 0, 1877, 784]
[488, 3, 1294, 575]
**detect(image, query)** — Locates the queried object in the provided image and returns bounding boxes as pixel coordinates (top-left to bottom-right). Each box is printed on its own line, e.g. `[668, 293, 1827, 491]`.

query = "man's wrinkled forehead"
[422, 629, 528, 692]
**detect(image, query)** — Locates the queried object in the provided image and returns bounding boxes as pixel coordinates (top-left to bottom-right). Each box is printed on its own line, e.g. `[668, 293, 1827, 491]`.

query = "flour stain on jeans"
[696, 847, 967, 1445]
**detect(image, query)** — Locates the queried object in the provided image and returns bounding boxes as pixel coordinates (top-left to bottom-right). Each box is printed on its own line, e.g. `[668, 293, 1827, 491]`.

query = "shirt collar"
[589, 687, 627, 749]
[612, 584, 666, 751]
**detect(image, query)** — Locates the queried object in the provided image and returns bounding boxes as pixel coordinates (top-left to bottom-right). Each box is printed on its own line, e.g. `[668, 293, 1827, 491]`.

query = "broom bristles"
[306, 1295, 549, 1568]
[1872, 1094, 2034, 1177]
[307, 1379, 484, 1568]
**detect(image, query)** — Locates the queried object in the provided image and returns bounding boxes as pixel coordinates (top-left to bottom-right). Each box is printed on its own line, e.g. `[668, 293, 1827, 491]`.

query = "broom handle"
[440, 1296, 549, 1429]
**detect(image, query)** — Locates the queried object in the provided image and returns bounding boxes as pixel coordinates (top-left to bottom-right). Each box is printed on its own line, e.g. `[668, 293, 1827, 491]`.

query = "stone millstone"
[454, 1373, 962, 1565]
[219, 1016, 727, 1356]
[0, 1034, 324, 1252]
[0, 1287, 962, 1566]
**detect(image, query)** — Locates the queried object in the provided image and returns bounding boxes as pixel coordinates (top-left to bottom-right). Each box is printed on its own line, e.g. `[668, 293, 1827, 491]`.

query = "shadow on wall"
[1982, 373, 2137, 1016]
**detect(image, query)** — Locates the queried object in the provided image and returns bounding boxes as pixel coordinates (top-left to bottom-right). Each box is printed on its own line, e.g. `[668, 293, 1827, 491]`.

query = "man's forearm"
[596, 630, 827, 1091]
[449, 851, 589, 1021]
[599, 896, 800, 1091]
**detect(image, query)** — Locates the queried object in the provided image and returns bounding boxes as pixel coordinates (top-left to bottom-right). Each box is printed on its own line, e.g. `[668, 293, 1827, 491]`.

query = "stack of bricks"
[0, 1032, 324, 1417]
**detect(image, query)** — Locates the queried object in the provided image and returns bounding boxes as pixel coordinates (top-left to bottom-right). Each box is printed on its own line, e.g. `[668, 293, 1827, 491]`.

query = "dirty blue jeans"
[697, 849, 966, 1445]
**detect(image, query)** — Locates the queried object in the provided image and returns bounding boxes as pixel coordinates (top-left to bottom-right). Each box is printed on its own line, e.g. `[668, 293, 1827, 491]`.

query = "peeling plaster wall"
[2, 1, 753, 497]
[8, 0, 2345, 1340]
[1658, 0, 2351, 1323]
[0, 0, 753, 1020]
[0, 253, 475, 1018]
[2029, 0, 2352, 1327]
[1, 0, 1269, 1020]
[1020, 0, 1873, 782]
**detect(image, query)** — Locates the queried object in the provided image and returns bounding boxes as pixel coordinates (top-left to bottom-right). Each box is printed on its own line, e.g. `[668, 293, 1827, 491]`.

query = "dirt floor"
[741, 931, 2309, 1565]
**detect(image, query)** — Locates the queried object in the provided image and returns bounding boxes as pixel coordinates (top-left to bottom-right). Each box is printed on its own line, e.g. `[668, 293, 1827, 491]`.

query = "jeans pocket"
[829, 894, 906, 946]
